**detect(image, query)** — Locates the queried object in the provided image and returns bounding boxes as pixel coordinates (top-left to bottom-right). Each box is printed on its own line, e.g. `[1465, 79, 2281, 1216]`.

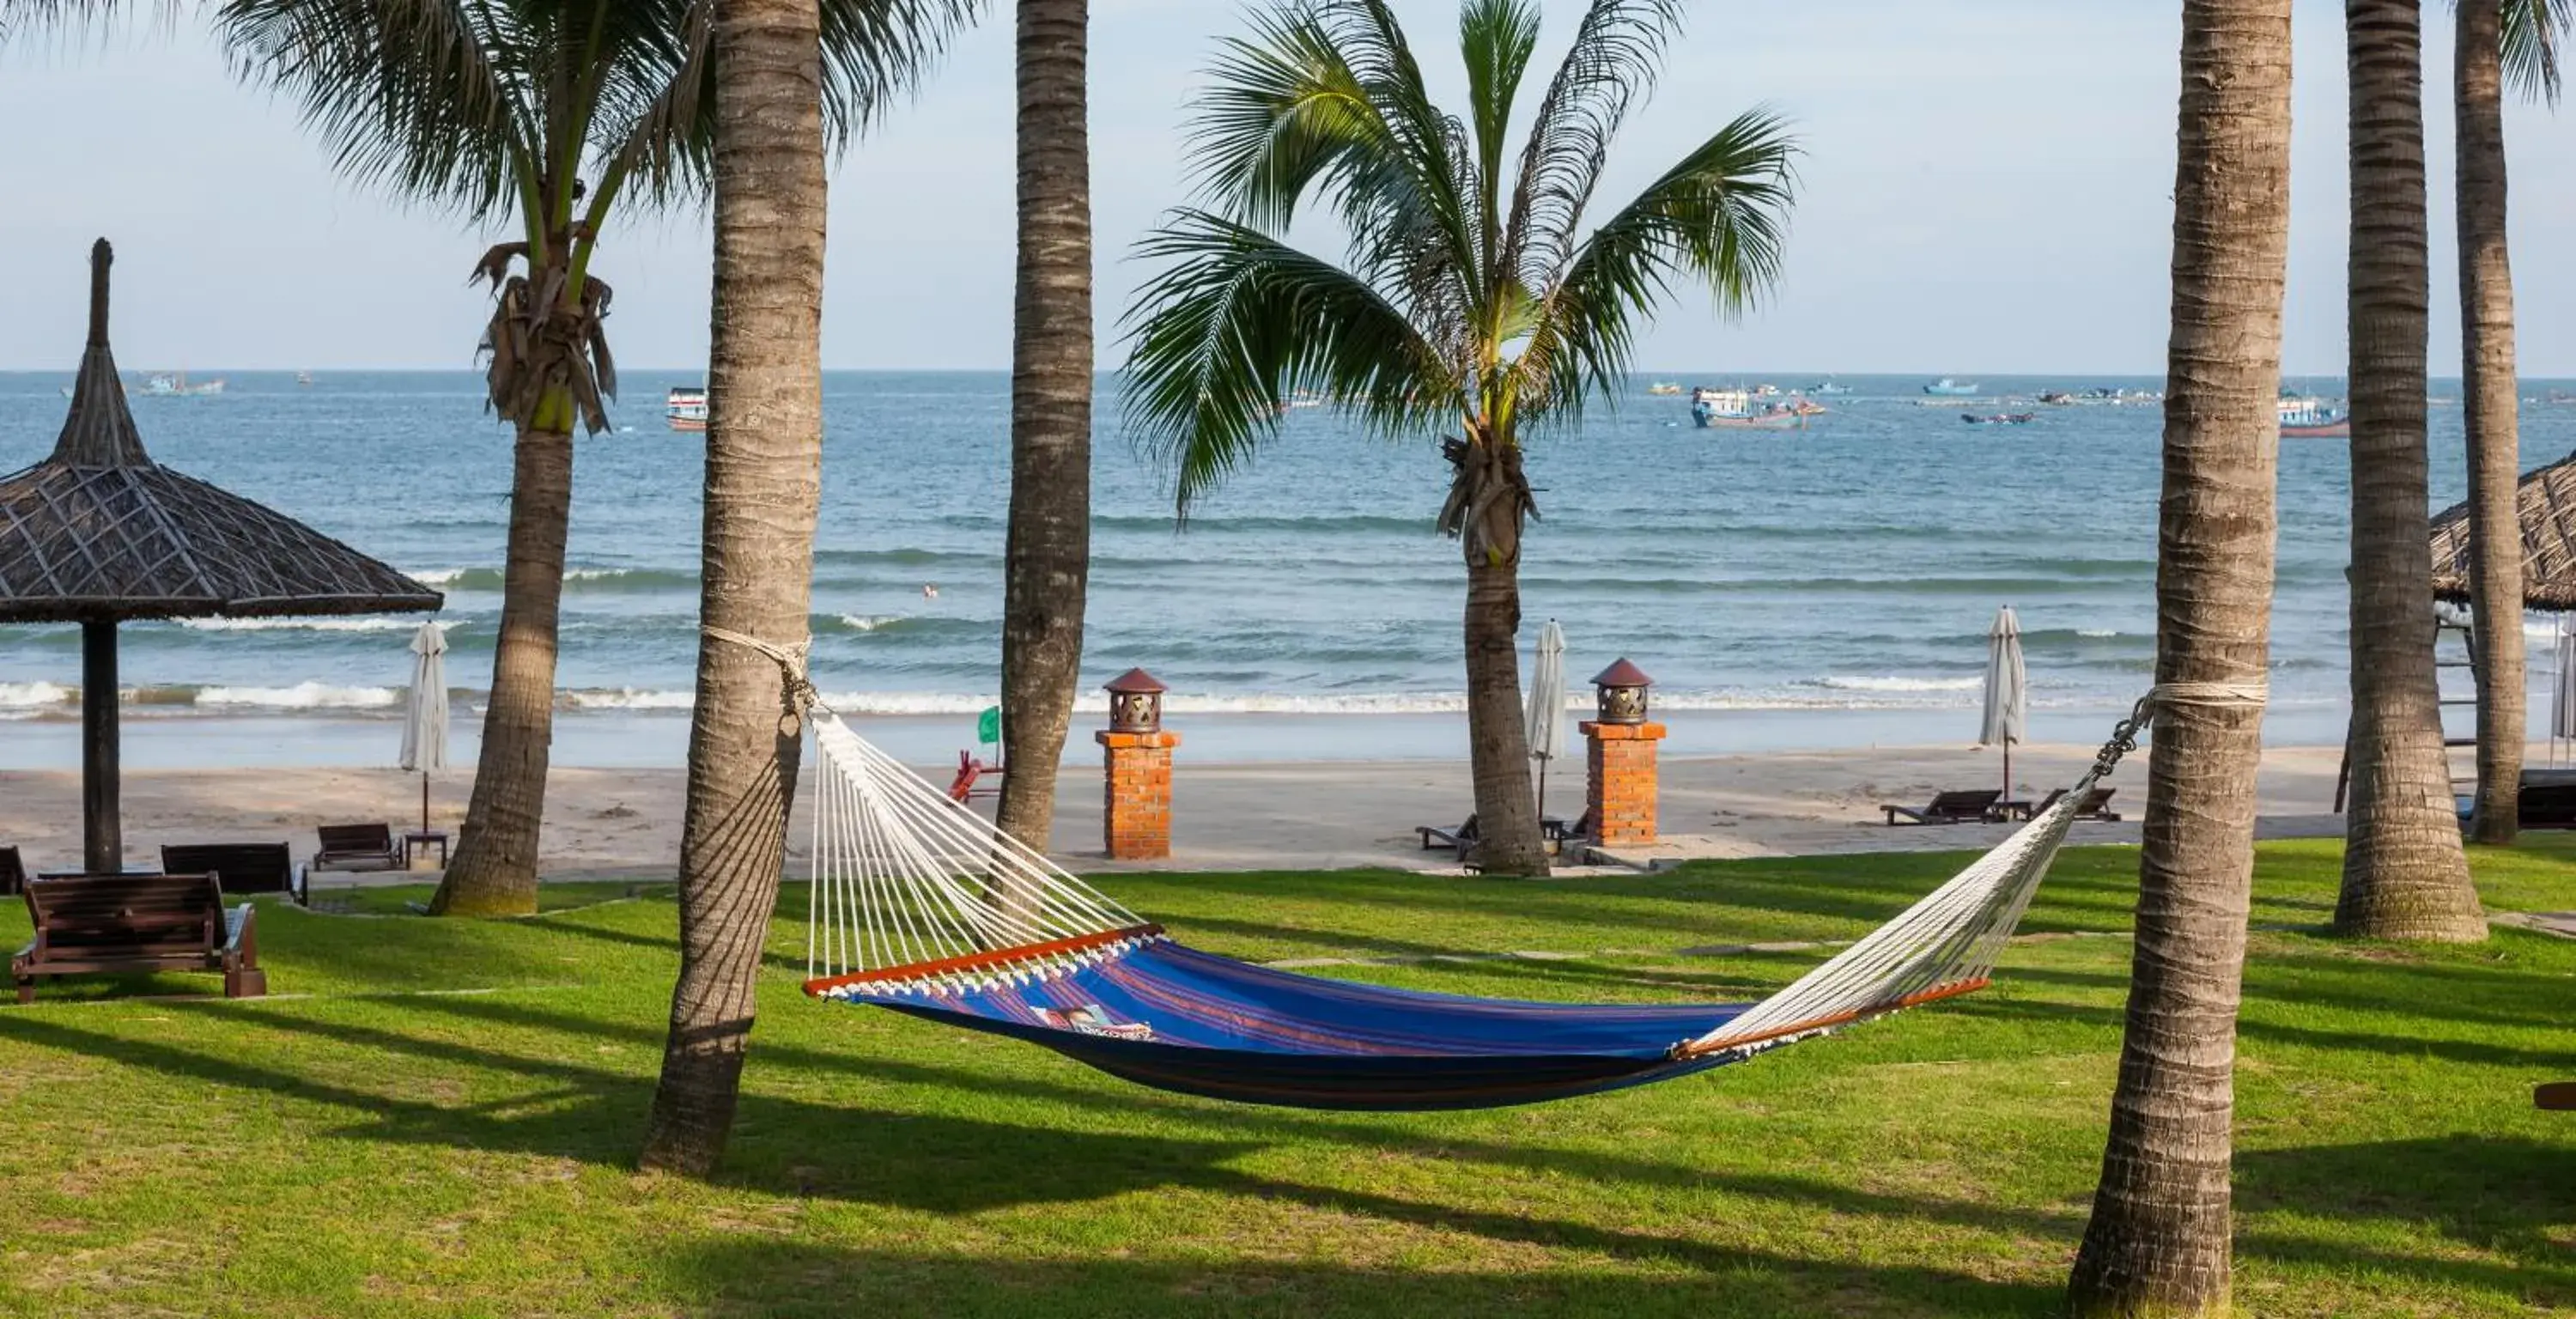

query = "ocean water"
[2, 369, 2570, 763]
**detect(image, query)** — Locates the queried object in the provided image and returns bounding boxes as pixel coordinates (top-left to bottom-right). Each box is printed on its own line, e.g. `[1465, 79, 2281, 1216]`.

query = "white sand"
[0, 739, 2358, 882]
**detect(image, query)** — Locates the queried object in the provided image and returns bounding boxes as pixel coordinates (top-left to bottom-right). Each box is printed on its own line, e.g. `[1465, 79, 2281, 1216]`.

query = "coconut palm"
[2454, 0, 2570, 844]
[641, 0, 849, 1176]
[1122, 0, 1794, 875]
[216, 0, 967, 917]
[2065, 3, 2290, 1312]
[995, 0, 1093, 853]
[2338, 0, 2488, 942]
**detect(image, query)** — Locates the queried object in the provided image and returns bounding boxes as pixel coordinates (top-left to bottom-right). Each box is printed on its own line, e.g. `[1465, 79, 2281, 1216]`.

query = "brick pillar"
[1582, 720, 1667, 847]
[1097, 730, 1179, 860]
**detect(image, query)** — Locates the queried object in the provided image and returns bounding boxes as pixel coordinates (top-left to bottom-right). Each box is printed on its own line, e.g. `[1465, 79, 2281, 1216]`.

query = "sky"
[2, 0, 2573, 376]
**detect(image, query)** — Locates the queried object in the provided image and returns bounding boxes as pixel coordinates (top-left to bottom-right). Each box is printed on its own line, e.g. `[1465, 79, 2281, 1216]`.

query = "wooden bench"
[12, 872, 264, 1003]
[2540, 1081, 2576, 1111]
[161, 842, 304, 905]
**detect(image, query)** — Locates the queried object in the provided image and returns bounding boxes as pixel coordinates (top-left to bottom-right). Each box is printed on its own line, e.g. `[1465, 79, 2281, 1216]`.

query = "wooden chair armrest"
[222, 903, 255, 957]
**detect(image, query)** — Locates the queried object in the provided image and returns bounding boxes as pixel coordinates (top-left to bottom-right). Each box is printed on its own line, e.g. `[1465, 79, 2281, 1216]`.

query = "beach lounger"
[1416, 814, 1574, 853]
[161, 842, 304, 905]
[2453, 775, 2576, 831]
[0, 846, 22, 897]
[12, 872, 264, 1002]
[311, 824, 406, 874]
[2017, 787, 2122, 823]
[1882, 789, 2003, 826]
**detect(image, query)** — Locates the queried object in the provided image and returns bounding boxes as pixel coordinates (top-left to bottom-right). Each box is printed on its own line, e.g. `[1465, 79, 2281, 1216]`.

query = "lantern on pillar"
[1590, 658, 1654, 726]
[1103, 668, 1168, 733]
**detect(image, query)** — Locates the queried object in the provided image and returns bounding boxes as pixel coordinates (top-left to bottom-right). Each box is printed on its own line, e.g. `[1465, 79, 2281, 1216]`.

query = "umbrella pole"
[2003, 743, 2013, 804]
[421, 771, 431, 836]
[82, 617, 120, 873]
[1536, 757, 1548, 821]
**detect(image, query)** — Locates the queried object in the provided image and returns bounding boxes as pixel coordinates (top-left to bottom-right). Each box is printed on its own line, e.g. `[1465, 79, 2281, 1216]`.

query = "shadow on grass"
[653, 1228, 2055, 1319]
[2238, 1135, 2576, 1306]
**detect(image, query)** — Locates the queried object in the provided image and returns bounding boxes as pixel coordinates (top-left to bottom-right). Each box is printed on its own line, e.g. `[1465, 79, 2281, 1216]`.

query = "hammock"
[799, 708, 2148, 1111]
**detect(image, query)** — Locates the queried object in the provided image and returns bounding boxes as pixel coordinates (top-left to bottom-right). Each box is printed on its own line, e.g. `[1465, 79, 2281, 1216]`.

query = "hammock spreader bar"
[799, 701, 2151, 1112]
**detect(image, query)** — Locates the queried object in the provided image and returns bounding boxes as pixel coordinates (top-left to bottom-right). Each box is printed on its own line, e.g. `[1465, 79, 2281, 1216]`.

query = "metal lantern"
[1590, 658, 1655, 726]
[1103, 667, 1169, 733]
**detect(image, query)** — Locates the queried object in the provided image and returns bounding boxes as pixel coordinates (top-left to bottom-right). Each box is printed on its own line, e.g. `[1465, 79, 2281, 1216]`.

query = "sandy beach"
[0, 739, 2364, 884]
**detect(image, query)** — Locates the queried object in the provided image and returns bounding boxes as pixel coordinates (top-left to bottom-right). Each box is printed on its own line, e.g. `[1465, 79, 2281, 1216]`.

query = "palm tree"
[218, 0, 969, 917]
[2338, 0, 2488, 942]
[994, 0, 1093, 854]
[2065, 3, 2290, 1312]
[1122, 0, 1794, 876]
[2455, 0, 2569, 844]
[641, 0, 831, 1176]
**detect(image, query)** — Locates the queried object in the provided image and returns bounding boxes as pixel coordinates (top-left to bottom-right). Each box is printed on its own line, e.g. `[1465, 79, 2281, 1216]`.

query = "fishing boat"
[2278, 395, 2350, 438]
[1923, 378, 1979, 397]
[1692, 387, 1807, 430]
[1806, 380, 1850, 395]
[295, 371, 314, 387]
[668, 386, 709, 432]
[1962, 412, 2038, 426]
[136, 371, 225, 397]
[1646, 381, 1682, 396]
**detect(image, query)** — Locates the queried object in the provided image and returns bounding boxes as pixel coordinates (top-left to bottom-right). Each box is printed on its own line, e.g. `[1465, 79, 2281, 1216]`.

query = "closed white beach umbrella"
[1979, 605, 2027, 796]
[2554, 617, 2576, 754]
[1527, 619, 1568, 817]
[400, 622, 449, 834]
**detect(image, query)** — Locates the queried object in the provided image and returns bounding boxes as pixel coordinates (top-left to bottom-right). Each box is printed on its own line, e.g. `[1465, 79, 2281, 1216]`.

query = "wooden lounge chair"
[0, 846, 23, 897]
[2453, 775, 2576, 831]
[2018, 787, 2123, 823]
[161, 842, 303, 905]
[2540, 1081, 2576, 1111]
[310, 823, 406, 875]
[12, 872, 264, 1002]
[1883, 789, 2003, 826]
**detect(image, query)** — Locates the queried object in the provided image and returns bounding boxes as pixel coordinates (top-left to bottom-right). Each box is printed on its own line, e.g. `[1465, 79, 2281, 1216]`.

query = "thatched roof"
[2428, 450, 2576, 612]
[0, 240, 442, 624]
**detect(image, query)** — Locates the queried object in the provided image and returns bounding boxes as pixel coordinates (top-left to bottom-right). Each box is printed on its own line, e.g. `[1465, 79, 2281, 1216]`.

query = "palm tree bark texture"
[641, 0, 829, 1177]
[996, 0, 1096, 854]
[2339, 0, 2487, 943]
[2065, 1, 2288, 1313]
[2457, 0, 2526, 846]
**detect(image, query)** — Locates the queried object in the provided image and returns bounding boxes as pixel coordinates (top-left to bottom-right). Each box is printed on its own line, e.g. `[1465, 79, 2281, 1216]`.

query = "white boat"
[668, 386, 708, 432]
[136, 371, 225, 397]
[1692, 387, 1808, 430]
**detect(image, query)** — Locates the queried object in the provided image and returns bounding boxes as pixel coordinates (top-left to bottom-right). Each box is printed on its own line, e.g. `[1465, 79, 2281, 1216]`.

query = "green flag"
[977, 705, 1002, 745]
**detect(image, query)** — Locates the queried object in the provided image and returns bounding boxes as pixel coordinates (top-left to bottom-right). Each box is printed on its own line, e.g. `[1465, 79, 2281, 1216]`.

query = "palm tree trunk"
[2339, 0, 2488, 942]
[2064, 2, 2288, 1312]
[429, 418, 571, 916]
[639, 0, 826, 1177]
[2457, 0, 2525, 847]
[993, 0, 1094, 854]
[1463, 550, 1545, 876]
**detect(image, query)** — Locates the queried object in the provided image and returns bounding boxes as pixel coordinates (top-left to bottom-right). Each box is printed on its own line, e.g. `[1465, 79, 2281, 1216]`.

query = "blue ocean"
[2, 370, 2567, 764]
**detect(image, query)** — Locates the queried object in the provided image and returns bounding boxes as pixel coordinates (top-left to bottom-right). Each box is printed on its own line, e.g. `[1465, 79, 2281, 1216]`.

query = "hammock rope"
[791, 696, 2166, 1110]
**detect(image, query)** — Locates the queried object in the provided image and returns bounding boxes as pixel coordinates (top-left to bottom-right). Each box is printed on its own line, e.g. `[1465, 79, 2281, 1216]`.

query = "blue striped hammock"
[800, 711, 2136, 1112]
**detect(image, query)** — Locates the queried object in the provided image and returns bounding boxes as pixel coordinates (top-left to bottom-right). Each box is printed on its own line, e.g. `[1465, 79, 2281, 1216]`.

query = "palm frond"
[1458, 0, 1540, 270]
[1121, 208, 1455, 515]
[1514, 108, 1796, 425]
[1499, 0, 1685, 291]
[2502, 0, 2573, 103]
[216, 0, 540, 218]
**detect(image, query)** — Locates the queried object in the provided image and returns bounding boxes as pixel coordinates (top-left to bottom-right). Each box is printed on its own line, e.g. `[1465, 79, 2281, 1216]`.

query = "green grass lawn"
[2, 841, 2571, 1317]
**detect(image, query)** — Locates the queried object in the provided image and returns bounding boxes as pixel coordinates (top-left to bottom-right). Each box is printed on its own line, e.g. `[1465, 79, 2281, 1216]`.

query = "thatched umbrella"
[0, 240, 441, 872]
[2429, 451, 2576, 611]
